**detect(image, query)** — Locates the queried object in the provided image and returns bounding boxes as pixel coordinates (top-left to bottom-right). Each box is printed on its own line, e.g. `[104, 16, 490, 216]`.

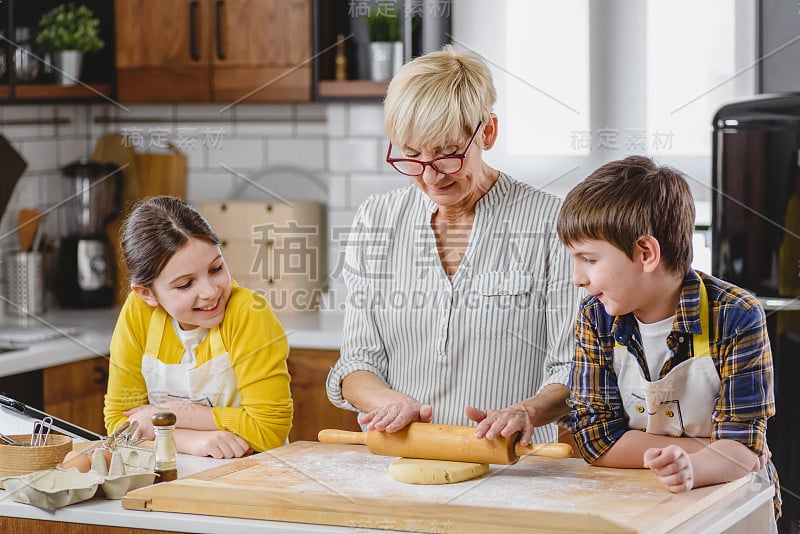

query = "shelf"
[12, 83, 113, 100]
[317, 80, 389, 99]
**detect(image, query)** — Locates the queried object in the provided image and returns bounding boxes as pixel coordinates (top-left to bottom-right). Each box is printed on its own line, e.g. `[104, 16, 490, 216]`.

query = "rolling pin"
[318, 423, 572, 465]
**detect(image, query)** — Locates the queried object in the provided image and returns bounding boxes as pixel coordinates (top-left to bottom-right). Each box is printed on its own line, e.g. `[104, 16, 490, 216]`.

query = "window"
[452, 0, 755, 270]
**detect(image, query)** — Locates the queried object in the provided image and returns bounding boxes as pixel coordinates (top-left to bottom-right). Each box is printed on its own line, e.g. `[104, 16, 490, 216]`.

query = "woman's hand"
[643, 445, 694, 493]
[358, 401, 433, 432]
[465, 404, 536, 446]
[175, 429, 252, 459]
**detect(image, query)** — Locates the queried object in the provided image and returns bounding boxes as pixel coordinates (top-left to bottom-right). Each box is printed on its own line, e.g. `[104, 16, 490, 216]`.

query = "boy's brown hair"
[557, 156, 695, 275]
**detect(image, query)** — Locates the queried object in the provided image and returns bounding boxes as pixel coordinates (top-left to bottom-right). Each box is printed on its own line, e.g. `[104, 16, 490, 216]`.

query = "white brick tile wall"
[235, 121, 293, 136]
[184, 141, 207, 171]
[57, 138, 90, 167]
[176, 103, 235, 122]
[234, 103, 293, 120]
[18, 140, 59, 172]
[54, 105, 89, 137]
[185, 171, 234, 203]
[327, 173, 350, 209]
[349, 104, 385, 137]
[326, 103, 348, 137]
[329, 138, 378, 172]
[266, 137, 325, 170]
[2, 100, 393, 309]
[207, 135, 261, 170]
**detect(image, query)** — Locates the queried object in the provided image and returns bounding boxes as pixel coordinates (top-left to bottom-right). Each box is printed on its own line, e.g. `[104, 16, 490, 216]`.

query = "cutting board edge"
[121, 481, 636, 534]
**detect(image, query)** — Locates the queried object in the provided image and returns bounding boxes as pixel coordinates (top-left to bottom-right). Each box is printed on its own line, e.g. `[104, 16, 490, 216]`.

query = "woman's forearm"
[342, 370, 416, 412]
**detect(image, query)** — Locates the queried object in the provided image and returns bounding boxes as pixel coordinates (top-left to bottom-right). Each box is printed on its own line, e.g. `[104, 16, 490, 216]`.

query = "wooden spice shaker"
[152, 411, 178, 482]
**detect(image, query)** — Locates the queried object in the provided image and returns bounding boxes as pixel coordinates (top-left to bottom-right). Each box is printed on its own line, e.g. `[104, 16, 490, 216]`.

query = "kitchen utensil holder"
[6, 251, 45, 317]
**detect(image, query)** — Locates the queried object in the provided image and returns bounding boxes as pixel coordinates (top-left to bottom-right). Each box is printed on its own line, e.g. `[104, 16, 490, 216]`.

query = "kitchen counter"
[0, 448, 349, 534]
[0, 440, 776, 534]
[0, 307, 344, 378]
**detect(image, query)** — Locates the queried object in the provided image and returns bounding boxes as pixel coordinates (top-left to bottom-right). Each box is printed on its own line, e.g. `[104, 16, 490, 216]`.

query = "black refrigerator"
[713, 93, 800, 533]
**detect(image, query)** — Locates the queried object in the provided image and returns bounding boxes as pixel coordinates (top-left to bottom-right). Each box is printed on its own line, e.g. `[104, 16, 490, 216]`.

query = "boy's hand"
[643, 445, 694, 493]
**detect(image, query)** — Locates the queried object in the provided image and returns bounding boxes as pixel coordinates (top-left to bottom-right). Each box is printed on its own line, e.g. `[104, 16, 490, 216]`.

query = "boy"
[556, 156, 780, 521]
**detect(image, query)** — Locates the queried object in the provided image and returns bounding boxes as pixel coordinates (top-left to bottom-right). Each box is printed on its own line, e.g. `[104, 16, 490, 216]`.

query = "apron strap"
[613, 277, 711, 357]
[144, 306, 169, 357]
[693, 278, 710, 357]
[209, 325, 227, 357]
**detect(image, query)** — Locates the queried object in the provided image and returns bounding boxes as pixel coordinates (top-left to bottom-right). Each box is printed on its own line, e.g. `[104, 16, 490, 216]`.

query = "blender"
[56, 159, 122, 308]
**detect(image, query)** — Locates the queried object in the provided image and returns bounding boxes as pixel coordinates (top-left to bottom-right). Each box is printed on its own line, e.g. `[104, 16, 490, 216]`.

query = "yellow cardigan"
[104, 284, 292, 452]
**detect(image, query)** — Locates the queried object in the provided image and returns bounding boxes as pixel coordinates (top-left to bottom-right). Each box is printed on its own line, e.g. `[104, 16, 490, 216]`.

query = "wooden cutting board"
[122, 441, 753, 533]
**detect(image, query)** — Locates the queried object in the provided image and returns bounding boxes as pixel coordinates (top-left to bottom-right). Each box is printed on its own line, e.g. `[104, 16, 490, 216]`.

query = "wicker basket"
[0, 434, 73, 479]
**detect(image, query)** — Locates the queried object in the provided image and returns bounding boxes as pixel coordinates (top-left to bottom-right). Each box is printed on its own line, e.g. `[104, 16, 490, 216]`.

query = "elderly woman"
[326, 45, 580, 446]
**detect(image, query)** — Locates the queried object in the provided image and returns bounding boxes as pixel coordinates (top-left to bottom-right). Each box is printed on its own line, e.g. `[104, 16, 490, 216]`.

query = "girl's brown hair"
[120, 196, 221, 287]
[557, 156, 695, 275]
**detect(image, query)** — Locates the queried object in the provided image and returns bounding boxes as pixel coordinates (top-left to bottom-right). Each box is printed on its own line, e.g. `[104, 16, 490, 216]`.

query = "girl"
[104, 196, 292, 458]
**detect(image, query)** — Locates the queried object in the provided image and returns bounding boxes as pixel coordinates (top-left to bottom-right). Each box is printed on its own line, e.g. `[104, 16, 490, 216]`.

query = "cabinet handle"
[93, 365, 108, 385]
[189, 1, 200, 61]
[215, 1, 226, 60]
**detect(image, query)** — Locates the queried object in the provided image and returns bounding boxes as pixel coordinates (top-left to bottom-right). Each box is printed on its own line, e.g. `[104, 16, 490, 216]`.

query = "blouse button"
[678, 336, 685, 343]
[640, 428, 647, 432]
[636, 405, 645, 413]
[665, 410, 674, 418]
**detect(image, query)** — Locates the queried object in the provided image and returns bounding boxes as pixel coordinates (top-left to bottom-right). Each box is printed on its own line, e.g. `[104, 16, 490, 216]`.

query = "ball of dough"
[389, 458, 489, 485]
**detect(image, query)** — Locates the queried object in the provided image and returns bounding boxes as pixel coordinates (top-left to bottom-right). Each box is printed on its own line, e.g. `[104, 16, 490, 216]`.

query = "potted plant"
[365, 2, 402, 82]
[35, 4, 104, 85]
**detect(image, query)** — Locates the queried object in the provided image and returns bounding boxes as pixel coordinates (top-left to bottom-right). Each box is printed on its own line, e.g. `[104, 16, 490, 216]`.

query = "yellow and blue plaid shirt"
[568, 270, 780, 516]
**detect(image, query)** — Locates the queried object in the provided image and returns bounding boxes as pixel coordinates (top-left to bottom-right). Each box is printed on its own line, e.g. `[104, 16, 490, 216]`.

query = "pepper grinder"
[152, 411, 178, 482]
[334, 33, 347, 81]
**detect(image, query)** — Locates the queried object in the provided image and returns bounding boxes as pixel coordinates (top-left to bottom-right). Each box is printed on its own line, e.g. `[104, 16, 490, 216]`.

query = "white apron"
[614, 280, 720, 437]
[141, 307, 241, 408]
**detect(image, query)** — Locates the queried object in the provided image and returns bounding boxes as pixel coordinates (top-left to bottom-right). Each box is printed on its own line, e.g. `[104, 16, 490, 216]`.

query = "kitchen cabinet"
[115, 0, 312, 103]
[43, 356, 109, 436]
[0, 1, 115, 103]
[287, 348, 360, 442]
[197, 201, 327, 313]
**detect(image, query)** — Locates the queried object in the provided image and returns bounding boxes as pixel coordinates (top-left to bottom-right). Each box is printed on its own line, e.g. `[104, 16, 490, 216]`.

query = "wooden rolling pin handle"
[514, 442, 573, 459]
[318, 429, 367, 445]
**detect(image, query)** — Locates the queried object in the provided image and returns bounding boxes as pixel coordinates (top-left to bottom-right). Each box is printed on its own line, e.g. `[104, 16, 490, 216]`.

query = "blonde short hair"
[384, 45, 496, 149]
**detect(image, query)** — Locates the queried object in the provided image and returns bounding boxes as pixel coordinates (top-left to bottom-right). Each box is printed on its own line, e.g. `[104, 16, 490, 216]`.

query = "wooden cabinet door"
[287, 349, 361, 442]
[43, 357, 109, 436]
[115, 0, 212, 101]
[211, 0, 312, 102]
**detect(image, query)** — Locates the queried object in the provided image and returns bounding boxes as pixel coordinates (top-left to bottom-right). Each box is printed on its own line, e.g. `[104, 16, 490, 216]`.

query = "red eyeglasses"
[386, 123, 482, 176]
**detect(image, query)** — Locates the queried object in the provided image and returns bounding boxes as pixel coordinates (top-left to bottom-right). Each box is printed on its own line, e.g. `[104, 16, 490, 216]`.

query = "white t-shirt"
[171, 318, 208, 366]
[635, 315, 674, 381]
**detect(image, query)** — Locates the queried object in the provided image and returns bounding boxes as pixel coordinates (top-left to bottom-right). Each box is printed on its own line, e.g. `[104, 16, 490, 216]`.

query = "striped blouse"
[326, 173, 581, 443]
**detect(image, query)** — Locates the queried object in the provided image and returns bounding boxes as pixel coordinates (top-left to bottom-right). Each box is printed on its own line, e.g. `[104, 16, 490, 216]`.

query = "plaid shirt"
[568, 270, 780, 515]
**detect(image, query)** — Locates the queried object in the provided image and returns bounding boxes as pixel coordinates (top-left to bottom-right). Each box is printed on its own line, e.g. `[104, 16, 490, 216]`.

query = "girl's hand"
[123, 405, 159, 440]
[643, 445, 694, 493]
[357, 401, 433, 432]
[175, 429, 251, 458]
[466, 405, 536, 446]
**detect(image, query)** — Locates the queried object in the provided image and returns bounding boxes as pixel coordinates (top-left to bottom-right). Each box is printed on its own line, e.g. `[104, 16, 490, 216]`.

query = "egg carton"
[0, 445, 156, 509]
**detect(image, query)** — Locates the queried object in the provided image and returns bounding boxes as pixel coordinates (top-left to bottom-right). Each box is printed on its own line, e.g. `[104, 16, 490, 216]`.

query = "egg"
[102, 448, 113, 469]
[61, 450, 91, 473]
